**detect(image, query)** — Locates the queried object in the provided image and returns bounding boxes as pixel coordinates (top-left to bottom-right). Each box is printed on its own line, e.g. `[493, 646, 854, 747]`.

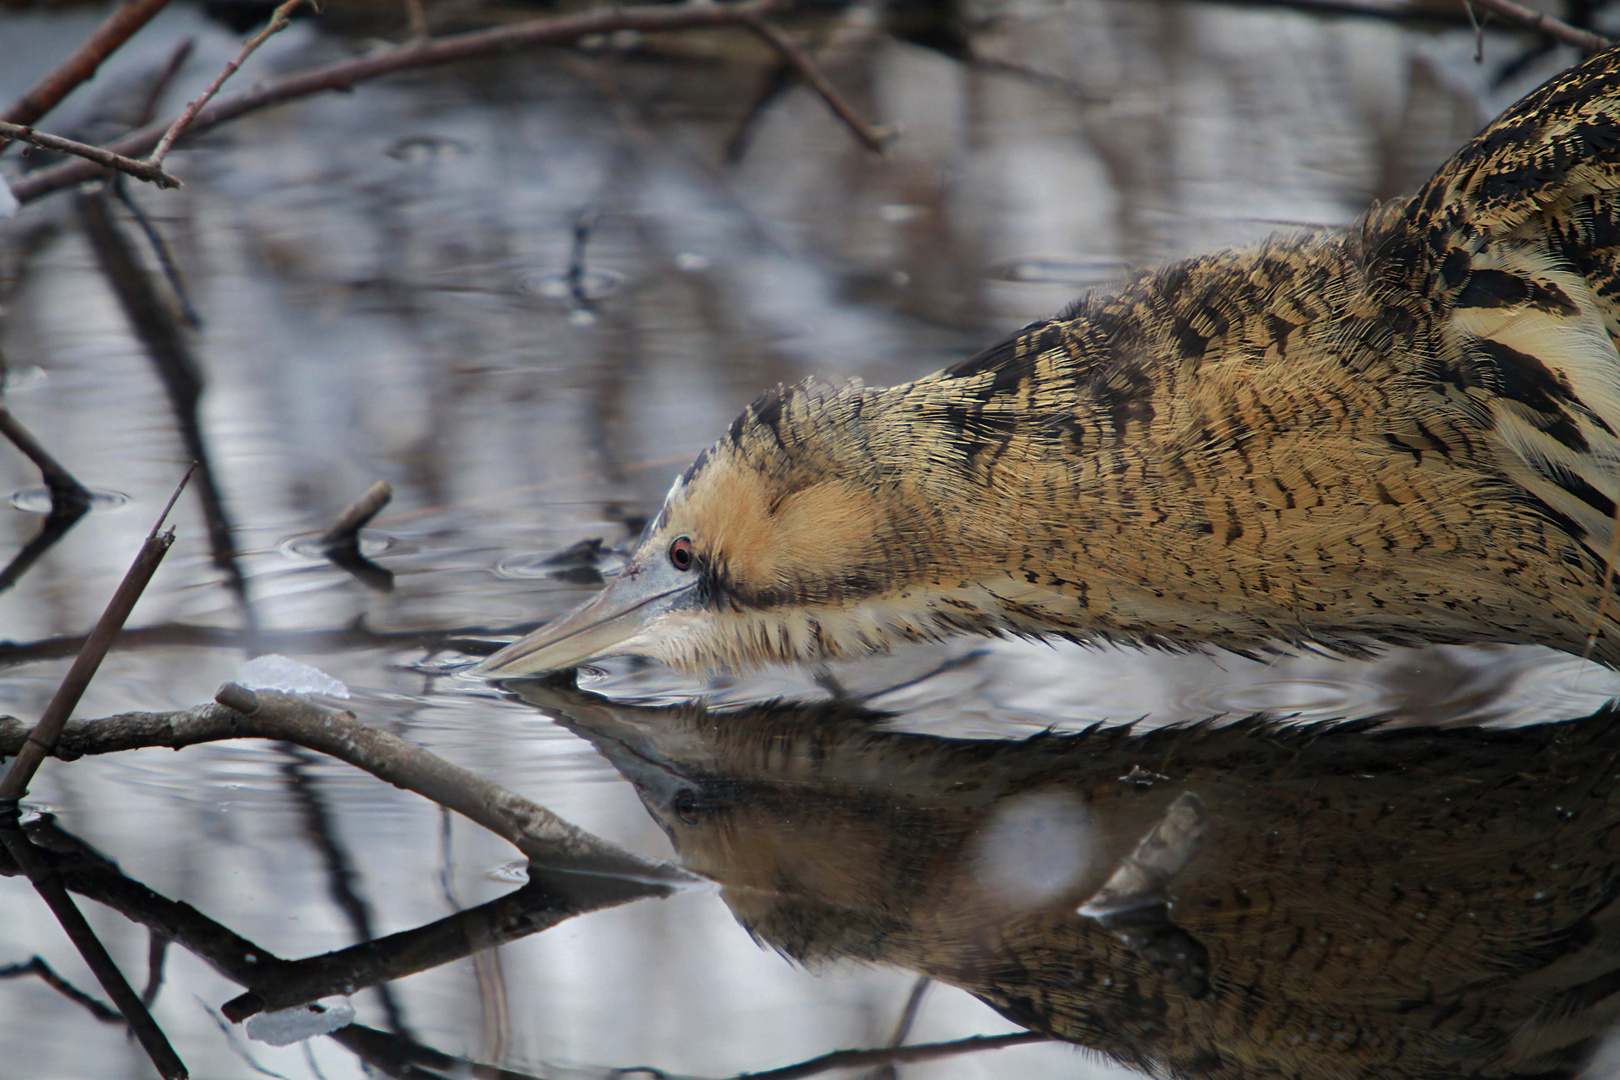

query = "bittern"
[480, 45, 1620, 677]
[521, 679, 1620, 1080]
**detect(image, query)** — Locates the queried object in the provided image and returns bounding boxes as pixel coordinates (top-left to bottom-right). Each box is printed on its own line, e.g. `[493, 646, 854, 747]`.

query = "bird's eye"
[669, 536, 694, 572]
[673, 789, 702, 824]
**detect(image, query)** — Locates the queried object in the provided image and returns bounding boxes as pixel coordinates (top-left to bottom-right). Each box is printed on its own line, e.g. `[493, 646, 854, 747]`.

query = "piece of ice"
[489, 860, 530, 884]
[1079, 791, 1207, 918]
[245, 999, 354, 1045]
[0, 176, 17, 221]
[236, 654, 350, 697]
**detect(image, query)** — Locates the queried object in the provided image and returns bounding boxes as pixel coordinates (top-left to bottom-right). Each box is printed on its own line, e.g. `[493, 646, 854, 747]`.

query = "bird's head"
[476, 379, 960, 675]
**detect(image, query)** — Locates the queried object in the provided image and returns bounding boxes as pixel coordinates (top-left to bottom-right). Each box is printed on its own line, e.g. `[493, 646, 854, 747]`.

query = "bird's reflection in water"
[515, 680, 1620, 1080]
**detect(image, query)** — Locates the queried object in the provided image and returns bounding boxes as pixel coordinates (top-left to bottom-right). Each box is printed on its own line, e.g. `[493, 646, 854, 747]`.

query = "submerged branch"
[0, 815, 671, 1023]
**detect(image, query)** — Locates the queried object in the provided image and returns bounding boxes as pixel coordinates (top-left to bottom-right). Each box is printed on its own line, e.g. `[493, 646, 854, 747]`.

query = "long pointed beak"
[474, 561, 696, 676]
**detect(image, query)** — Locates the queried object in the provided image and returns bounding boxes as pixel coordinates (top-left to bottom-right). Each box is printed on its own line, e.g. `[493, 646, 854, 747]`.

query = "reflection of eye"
[673, 789, 702, 824]
[669, 536, 694, 572]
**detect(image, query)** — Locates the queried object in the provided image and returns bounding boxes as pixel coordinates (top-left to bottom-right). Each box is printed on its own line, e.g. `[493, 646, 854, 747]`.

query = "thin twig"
[402, 0, 429, 39]
[219, 865, 664, 1020]
[320, 480, 392, 546]
[0, 403, 96, 593]
[113, 37, 207, 329]
[1463, 0, 1610, 50]
[0, 956, 123, 1022]
[114, 179, 204, 328]
[0, 0, 176, 133]
[0, 465, 191, 802]
[321, 480, 395, 591]
[0, 121, 180, 188]
[141, 933, 170, 1008]
[12, 0, 788, 206]
[147, 0, 312, 167]
[888, 977, 931, 1045]
[78, 194, 250, 608]
[1462, 0, 1486, 63]
[734, 1033, 1048, 1080]
[136, 39, 198, 129]
[0, 405, 92, 512]
[0, 823, 189, 1078]
[861, 977, 933, 1080]
[742, 16, 893, 154]
[0, 615, 534, 671]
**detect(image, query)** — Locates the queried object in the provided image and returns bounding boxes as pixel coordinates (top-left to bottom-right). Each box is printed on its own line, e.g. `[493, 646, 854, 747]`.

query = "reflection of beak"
[474, 561, 696, 676]
[507, 680, 714, 831]
[576, 725, 699, 818]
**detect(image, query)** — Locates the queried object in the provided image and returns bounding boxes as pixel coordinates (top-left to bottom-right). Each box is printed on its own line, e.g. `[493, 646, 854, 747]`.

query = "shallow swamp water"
[6, 1, 1620, 1077]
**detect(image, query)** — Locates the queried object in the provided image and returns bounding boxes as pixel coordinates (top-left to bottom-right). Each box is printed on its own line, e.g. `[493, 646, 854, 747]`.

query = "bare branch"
[0, 824, 188, 1078]
[213, 683, 692, 879]
[147, 0, 311, 167]
[731, 1032, 1048, 1080]
[743, 16, 894, 154]
[0, 121, 180, 188]
[0, 0, 176, 134]
[0, 814, 671, 1026]
[0, 687, 694, 884]
[1464, 0, 1611, 51]
[11, 0, 788, 206]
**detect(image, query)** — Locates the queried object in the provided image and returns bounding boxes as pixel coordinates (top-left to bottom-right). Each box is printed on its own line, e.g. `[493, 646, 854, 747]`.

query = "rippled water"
[2, 2, 1618, 1077]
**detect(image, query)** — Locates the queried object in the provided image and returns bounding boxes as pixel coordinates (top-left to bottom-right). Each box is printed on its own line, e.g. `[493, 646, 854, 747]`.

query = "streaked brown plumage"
[480, 46, 1620, 677]
[523, 680, 1620, 1080]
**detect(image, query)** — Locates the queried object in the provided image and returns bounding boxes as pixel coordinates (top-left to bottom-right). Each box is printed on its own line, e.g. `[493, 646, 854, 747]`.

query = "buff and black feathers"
[482, 45, 1620, 677]
[526, 681, 1620, 1080]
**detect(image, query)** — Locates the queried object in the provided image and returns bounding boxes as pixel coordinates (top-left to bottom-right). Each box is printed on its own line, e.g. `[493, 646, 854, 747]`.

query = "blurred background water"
[4, 0, 1620, 1076]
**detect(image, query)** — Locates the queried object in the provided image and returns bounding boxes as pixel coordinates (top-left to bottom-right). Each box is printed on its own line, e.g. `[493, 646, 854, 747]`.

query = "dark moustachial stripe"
[1455, 267, 1581, 315]
[1547, 465, 1618, 519]
[1457, 268, 1531, 308]
[1473, 339, 1593, 451]
[1529, 277, 1581, 315]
